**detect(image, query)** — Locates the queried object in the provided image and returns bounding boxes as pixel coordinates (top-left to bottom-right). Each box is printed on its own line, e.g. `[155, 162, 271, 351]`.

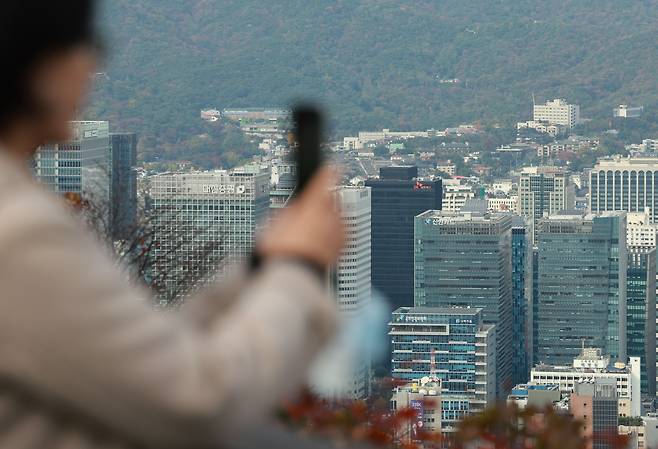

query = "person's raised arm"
[0, 165, 342, 448]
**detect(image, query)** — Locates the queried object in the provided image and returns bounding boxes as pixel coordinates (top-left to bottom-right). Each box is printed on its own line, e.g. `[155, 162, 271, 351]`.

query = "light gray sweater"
[0, 151, 337, 448]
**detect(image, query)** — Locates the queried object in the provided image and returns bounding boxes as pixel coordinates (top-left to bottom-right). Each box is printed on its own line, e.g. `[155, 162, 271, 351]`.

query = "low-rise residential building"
[488, 196, 519, 213]
[437, 161, 457, 176]
[507, 383, 561, 410]
[443, 184, 476, 212]
[490, 180, 514, 195]
[643, 139, 658, 152]
[517, 120, 567, 137]
[614, 105, 644, 119]
[200, 108, 221, 122]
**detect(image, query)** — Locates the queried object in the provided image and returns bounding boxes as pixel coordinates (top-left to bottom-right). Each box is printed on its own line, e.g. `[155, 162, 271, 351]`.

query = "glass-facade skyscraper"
[389, 307, 497, 411]
[110, 133, 138, 240]
[34, 120, 111, 209]
[365, 166, 442, 311]
[512, 224, 532, 385]
[414, 211, 513, 398]
[626, 247, 656, 397]
[536, 213, 627, 365]
[149, 166, 270, 303]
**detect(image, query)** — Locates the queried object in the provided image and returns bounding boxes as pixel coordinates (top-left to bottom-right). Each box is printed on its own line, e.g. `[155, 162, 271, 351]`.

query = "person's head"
[0, 0, 100, 153]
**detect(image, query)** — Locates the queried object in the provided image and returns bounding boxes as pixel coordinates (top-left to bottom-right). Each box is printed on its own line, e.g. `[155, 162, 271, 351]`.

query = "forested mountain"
[89, 0, 658, 164]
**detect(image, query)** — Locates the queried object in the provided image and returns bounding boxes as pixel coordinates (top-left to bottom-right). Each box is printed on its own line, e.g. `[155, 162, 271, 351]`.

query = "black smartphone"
[292, 105, 324, 198]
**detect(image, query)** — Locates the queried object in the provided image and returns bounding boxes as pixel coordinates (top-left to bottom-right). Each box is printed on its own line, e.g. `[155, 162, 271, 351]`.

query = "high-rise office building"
[389, 307, 497, 410]
[533, 99, 580, 129]
[626, 247, 657, 397]
[512, 223, 532, 385]
[414, 211, 513, 398]
[149, 166, 270, 302]
[624, 212, 658, 396]
[532, 248, 540, 364]
[35, 120, 111, 209]
[332, 186, 372, 399]
[365, 166, 442, 311]
[535, 213, 627, 365]
[518, 166, 573, 245]
[110, 133, 138, 240]
[590, 157, 658, 222]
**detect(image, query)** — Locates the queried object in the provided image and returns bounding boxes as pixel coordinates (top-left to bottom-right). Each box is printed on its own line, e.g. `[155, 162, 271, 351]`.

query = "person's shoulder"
[0, 153, 78, 239]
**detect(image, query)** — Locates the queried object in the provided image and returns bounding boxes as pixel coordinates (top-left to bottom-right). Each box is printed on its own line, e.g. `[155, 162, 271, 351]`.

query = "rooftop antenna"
[532, 93, 536, 107]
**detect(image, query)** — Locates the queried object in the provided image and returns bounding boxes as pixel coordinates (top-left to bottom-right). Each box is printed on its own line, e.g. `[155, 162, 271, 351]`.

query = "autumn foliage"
[280, 380, 630, 449]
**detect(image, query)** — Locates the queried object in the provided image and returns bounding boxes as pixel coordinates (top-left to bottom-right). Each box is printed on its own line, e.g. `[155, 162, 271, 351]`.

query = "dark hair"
[0, 0, 99, 128]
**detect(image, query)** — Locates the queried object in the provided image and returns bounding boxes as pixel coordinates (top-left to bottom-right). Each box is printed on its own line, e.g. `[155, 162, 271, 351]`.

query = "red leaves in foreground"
[280, 381, 631, 449]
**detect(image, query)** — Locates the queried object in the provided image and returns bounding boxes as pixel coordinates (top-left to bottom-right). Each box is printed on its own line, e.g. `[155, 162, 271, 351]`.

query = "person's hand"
[258, 167, 345, 268]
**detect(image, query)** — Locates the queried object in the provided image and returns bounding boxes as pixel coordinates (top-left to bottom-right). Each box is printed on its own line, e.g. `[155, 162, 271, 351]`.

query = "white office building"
[627, 211, 658, 248]
[335, 187, 372, 315]
[533, 99, 581, 129]
[530, 348, 642, 416]
[590, 157, 658, 223]
[149, 166, 270, 302]
[488, 196, 519, 213]
[614, 105, 644, 119]
[442, 184, 476, 212]
[325, 186, 372, 399]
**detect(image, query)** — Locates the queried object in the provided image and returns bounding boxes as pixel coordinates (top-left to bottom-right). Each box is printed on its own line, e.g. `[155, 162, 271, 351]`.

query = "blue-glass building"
[365, 166, 442, 311]
[34, 121, 111, 204]
[532, 248, 540, 365]
[536, 213, 627, 365]
[511, 225, 532, 385]
[110, 133, 138, 240]
[626, 247, 656, 397]
[389, 307, 497, 409]
[414, 211, 513, 398]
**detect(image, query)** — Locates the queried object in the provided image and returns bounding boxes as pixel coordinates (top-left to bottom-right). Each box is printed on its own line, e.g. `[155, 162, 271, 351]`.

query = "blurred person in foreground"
[0, 1, 344, 448]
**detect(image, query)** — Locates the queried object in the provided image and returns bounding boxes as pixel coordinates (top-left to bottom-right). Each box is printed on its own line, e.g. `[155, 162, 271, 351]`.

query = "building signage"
[414, 181, 433, 191]
[455, 318, 473, 325]
[202, 184, 247, 195]
[425, 217, 453, 226]
[410, 400, 424, 440]
[404, 315, 427, 323]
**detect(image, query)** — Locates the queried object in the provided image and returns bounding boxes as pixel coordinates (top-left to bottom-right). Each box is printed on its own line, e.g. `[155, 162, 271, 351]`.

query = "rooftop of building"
[534, 98, 577, 107]
[543, 211, 626, 221]
[395, 378, 442, 395]
[510, 383, 560, 397]
[392, 306, 484, 316]
[417, 209, 512, 224]
[532, 348, 635, 375]
[151, 164, 266, 179]
[519, 165, 566, 175]
[593, 155, 658, 168]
